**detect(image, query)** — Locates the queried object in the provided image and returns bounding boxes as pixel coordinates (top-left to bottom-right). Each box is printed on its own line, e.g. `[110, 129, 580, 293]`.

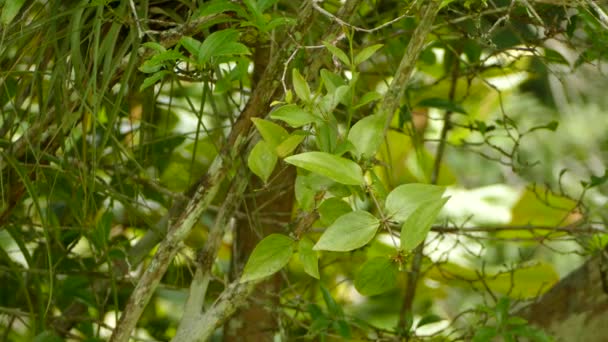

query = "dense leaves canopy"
[1, 0, 608, 341]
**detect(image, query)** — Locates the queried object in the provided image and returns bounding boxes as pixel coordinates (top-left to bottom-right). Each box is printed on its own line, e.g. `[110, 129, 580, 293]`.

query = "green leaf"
[354, 257, 398, 296]
[139, 50, 184, 73]
[347, 114, 385, 158]
[417, 97, 466, 114]
[354, 44, 383, 65]
[180, 36, 203, 60]
[90, 211, 113, 251]
[320, 69, 345, 94]
[270, 104, 317, 127]
[140, 70, 170, 91]
[323, 42, 351, 66]
[33, 331, 63, 342]
[196, 0, 245, 17]
[318, 197, 352, 226]
[275, 133, 306, 158]
[319, 85, 350, 113]
[1, 0, 25, 25]
[182, 30, 250, 65]
[201, 29, 250, 63]
[417, 314, 443, 328]
[320, 285, 344, 317]
[313, 210, 380, 251]
[292, 69, 311, 102]
[240, 234, 295, 282]
[285, 152, 364, 185]
[400, 197, 449, 251]
[385, 183, 446, 222]
[354, 91, 382, 109]
[248, 141, 278, 183]
[251, 118, 289, 148]
[472, 327, 498, 342]
[298, 237, 319, 279]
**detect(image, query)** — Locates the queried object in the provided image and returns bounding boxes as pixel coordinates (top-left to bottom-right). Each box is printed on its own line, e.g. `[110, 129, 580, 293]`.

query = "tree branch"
[109, 2, 315, 341]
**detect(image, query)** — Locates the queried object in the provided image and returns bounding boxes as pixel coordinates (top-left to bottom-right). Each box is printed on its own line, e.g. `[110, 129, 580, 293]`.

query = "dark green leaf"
[354, 257, 398, 296]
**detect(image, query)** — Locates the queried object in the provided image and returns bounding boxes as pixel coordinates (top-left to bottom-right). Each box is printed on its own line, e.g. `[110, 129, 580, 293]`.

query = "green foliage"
[473, 298, 552, 342]
[3, 0, 608, 340]
[247, 140, 277, 183]
[354, 257, 399, 296]
[241, 234, 295, 282]
[313, 210, 380, 252]
[284, 152, 364, 185]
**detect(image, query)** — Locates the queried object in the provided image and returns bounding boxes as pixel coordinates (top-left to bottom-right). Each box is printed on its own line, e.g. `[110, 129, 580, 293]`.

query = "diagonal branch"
[109, 2, 315, 341]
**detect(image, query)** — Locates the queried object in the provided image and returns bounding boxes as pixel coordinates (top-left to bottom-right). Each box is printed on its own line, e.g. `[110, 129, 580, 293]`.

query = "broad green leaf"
[276, 133, 305, 158]
[140, 70, 170, 91]
[400, 197, 449, 251]
[251, 118, 289, 148]
[354, 257, 398, 296]
[298, 237, 319, 279]
[270, 104, 317, 127]
[347, 114, 385, 158]
[292, 68, 311, 102]
[313, 210, 380, 251]
[241, 234, 295, 282]
[417, 97, 466, 114]
[385, 183, 446, 222]
[248, 141, 278, 183]
[323, 42, 351, 66]
[285, 152, 364, 185]
[1, 0, 26, 25]
[184, 29, 250, 64]
[318, 197, 352, 226]
[354, 44, 383, 65]
[180, 36, 203, 60]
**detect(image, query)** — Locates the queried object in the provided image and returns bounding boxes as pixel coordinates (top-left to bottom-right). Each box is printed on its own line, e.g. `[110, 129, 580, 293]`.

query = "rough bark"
[519, 253, 608, 341]
[224, 166, 296, 341]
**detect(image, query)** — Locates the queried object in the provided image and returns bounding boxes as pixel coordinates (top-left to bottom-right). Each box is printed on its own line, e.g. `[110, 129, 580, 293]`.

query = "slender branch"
[380, 1, 441, 132]
[109, 2, 315, 341]
[172, 173, 249, 341]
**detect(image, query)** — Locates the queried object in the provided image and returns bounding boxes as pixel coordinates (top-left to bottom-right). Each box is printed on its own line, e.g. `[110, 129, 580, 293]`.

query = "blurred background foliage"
[1, 0, 608, 341]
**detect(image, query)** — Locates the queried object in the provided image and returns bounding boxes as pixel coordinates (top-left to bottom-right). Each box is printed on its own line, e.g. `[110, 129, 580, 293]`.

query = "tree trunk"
[224, 166, 296, 341]
[519, 253, 608, 341]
